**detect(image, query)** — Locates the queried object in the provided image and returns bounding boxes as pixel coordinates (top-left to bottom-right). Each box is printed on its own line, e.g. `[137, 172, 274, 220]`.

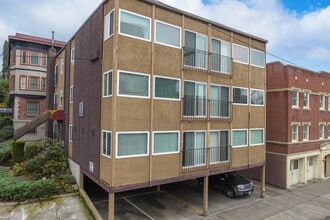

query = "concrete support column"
[108, 193, 115, 220]
[203, 176, 209, 216]
[303, 157, 307, 184]
[260, 165, 265, 198]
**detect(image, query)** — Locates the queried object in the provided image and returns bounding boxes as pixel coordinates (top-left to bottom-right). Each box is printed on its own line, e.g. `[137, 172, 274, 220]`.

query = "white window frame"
[103, 70, 113, 98]
[152, 131, 180, 155]
[116, 131, 149, 158]
[182, 130, 206, 167]
[320, 94, 325, 110]
[250, 49, 265, 68]
[183, 80, 207, 117]
[184, 29, 208, 70]
[211, 37, 231, 74]
[232, 44, 249, 64]
[210, 130, 230, 164]
[291, 89, 299, 109]
[30, 51, 39, 65]
[69, 125, 73, 142]
[117, 70, 150, 99]
[303, 91, 310, 109]
[302, 123, 310, 141]
[71, 48, 75, 64]
[104, 9, 115, 40]
[20, 76, 27, 90]
[101, 130, 111, 158]
[70, 86, 74, 103]
[319, 123, 325, 140]
[154, 75, 180, 101]
[250, 128, 264, 146]
[210, 84, 230, 118]
[232, 129, 248, 148]
[27, 102, 40, 116]
[232, 86, 248, 105]
[291, 123, 299, 142]
[154, 20, 181, 49]
[119, 9, 151, 42]
[250, 88, 264, 106]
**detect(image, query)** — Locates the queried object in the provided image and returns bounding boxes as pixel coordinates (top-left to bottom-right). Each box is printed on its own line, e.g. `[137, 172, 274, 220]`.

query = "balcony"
[184, 47, 208, 71]
[210, 53, 231, 74]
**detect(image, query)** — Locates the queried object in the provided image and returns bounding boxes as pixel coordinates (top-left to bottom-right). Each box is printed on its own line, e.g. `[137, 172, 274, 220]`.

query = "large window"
[104, 10, 114, 40]
[303, 124, 309, 141]
[291, 124, 298, 142]
[103, 71, 112, 97]
[210, 85, 229, 117]
[119, 10, 151, 41]
[303, 91, 310, 109]
[30, 52, 39, 65]
[183, 81, 206, 117]
[319, 124, 325, 140]
[117, 132, 148, 158]
[250, 129, 264, 146]
[320, 94, 325, 110]
[251, 49, 265, 68]
[153, 131, 179, 155]
[71, 48, 75, 64]
[232, 129, 247, 147]
[154, 76, 180, 100]
[27, 102, 39, 116]
[155, 21, 181, 48]
[118, 71, 149, 98]
[29, 77, 39, 90]
[292, 90, 299, 108]
[233, 87, 248, 105]
[184, 30, 208, 69]
[102, 131, 111, 157]
[210, 131, 229, 163]
[211, 38, 230, 73]
[233, 44, 248, 64]
[22, 51, 27, 64]
[250, 89, 264, 106]
[183, 131, 205, 167]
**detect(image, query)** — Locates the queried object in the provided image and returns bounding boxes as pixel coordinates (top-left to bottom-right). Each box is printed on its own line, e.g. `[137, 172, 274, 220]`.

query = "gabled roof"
[8, 33, 65, 48]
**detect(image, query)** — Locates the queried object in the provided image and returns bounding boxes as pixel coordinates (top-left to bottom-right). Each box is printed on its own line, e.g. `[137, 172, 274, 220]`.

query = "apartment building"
[9, 33, 65, 141]
[266, 62, 330, 189]
[48, 0, 267, 218]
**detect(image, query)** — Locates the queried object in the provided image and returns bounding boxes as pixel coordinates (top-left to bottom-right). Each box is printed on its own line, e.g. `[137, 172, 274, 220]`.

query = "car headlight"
[237, 184, 245, 190]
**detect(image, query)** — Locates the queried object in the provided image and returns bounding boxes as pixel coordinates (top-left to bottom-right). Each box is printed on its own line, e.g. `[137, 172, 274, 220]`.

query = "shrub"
[0, 116, 12, 129]
[11, 141, 25, 163]
[24, 142, 43, 159]
[0, 125, 13, 142]
[0, 168, 56, 201]
[26, 156, 46, 175]
[62, 174, 76, 185]
[0, 142, 11, 165]
[13, 162, 27, 176]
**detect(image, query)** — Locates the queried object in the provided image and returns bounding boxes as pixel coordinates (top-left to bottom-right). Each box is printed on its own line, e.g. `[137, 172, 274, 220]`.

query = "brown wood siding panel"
[231, 147, 249, 166]
[151, 154, 180, 180]
[72, 5, 103, 180]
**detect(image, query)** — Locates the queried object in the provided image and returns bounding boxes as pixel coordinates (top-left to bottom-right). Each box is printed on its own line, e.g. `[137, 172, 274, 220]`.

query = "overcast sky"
[1, 0, 330, 72]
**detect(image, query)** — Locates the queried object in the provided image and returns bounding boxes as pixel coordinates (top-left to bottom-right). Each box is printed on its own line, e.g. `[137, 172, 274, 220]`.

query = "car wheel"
[225, 188, 235, 198]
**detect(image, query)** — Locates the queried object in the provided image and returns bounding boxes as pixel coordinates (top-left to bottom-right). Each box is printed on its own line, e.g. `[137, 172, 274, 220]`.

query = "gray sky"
[1, 0, 330, 72]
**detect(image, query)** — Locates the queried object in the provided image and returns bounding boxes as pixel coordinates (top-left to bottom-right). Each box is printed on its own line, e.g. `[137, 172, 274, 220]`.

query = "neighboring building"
[9, 33, 65, 141]
[48, 0, 267, 218]
[266, 62, 330, 189]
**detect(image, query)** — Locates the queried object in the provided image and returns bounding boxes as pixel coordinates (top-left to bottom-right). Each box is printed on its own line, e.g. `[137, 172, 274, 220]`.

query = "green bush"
[0, 116, 12, 129]
[42, 144, 68, 177]
[13, 162, 26, 176]
[0, 142, 11, 165]
[0, 125, 13, 142]
[26, 156, 46, 174]
[63, 174, 76, 185]
[0, 168, 56, 201]
[24, 142, 43, 159]
[11, 141, 25, 163]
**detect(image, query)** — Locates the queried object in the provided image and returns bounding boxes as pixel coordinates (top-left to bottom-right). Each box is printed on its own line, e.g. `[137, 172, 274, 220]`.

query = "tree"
[1, 41, 9, 80]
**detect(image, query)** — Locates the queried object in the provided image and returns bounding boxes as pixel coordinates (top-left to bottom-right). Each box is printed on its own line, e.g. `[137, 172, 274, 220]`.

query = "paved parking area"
[88, 178, 330, 219]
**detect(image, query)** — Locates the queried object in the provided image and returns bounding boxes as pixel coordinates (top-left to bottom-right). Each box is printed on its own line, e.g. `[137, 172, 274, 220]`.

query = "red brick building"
[266, 62, 330, 188]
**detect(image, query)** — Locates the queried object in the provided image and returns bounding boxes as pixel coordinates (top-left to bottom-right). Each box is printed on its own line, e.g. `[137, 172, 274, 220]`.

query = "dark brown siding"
[72, 5, 103, 180]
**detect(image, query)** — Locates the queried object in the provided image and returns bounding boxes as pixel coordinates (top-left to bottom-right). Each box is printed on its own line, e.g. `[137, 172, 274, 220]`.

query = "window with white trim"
[250, 129, 264, 146]
[290, 159, 298, 170]
[155, 20, 181, 48]
[71, 48, 75, 63]
[183, 81, 206, 117]
[69, 125, 73, 142]
[303, 91, 309, 109]
[291, 124, 298, 142]
[104, 10, 114, 40]
[210, 130, 229, 163]
[42, 54, 47, 67]
[303, 124, 309, 141]
[153, 131, 179, 155]
[103, 71, 112, 97]
[118, 71, 149, 98]
[211, 38, 231, 73]
[29, 77, 39, 90]
[233, 87, 248, 105]
[20, 76, 27, 90]
[251, 49, 265, 68]
[60, 58, 64, 74]
[183, 131, 205, 167]
[250, 89, 264, 106]
[119, 10, 151, 41]
[30, 52, 39, 65]
[154, 76, 180, 100]
[210, 85, 229, 117]
[27, 102, 39, 116]
[117, 132, 148, 158]
[319, 124, 325, 140]
[41, 78, 46, 91]
[233, 44, 248, 64]
[320, 94, 325, 110]
[102, 131, 111, 157]
[70, 86, 74, 103]
[232, 129, 248, 147]
[184, 30, 208, 69]
[292, 90, 299, 108]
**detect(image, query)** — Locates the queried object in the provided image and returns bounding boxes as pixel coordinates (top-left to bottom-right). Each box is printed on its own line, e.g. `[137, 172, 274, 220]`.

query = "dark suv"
[197, 172, 254, 198]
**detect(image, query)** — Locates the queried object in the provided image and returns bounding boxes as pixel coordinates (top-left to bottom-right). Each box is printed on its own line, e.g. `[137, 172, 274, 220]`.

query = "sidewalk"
[0, 193, 94, 220]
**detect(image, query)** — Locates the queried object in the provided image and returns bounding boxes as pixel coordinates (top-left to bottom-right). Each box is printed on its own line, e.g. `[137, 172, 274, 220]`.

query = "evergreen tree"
[1, 41, 9, 80]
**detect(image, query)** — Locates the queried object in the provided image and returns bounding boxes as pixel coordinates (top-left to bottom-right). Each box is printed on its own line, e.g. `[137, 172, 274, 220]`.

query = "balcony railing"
[210, 53, 231, 74]
[184, 47, 208, 70]
[182, 147, 206, 170]
[209, 99, 230, 118]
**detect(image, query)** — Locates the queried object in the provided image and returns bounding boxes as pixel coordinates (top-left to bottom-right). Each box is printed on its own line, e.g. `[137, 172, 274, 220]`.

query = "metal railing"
[183, 96, 207, 118]
[184, 47, 208, 70]
[210, 53, 231, 74]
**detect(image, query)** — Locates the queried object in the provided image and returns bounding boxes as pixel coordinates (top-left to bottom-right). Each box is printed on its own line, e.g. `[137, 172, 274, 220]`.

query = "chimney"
[51, 31, 54, 48]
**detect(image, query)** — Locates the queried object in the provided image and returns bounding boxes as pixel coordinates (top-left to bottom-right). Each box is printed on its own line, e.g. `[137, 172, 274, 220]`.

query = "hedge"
[11, 141, 25, 163]
[0, 142, 11, 165]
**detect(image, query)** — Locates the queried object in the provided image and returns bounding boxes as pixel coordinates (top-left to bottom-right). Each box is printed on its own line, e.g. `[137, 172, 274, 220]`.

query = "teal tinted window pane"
[232, 130, 247, 146]
[251, 50, 265, 67]
[119, 72, 148, 97]
[155, 22, 180, 47]
[251, 130, 263, 145]
[118, 133, 147, 157]
[120, 11, 150, 40]
[154, 133, 178, 153]
[233, 87, 247, 104]
[155, 77, 179, 99]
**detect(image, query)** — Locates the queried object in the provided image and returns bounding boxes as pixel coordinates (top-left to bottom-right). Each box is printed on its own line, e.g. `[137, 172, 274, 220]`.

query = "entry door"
[290, 159, 299, 185]
[307, 157, 314, 180]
